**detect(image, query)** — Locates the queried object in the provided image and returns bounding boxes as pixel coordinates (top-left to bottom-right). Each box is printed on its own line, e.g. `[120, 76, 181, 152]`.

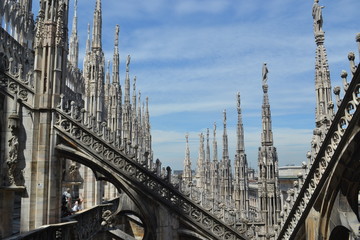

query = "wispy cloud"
[174, 0, 230, 15]
[152, 127, 313, 170]
[58, 0, 360, 170]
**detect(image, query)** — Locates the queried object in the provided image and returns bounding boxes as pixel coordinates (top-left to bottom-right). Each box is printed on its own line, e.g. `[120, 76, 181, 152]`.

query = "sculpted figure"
[262, 63, 268, 83]
[312, 0, 324, 33]
[7, 124, 19, 185]
[126, 55, 131, 71]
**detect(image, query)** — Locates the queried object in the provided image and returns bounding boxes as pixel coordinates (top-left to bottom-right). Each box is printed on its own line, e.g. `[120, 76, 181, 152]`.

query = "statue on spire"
[262, 63, 268, 84]
[115, 25, 119, 47]
[126, 55, 131, 72]
[312, 0, 324, 34]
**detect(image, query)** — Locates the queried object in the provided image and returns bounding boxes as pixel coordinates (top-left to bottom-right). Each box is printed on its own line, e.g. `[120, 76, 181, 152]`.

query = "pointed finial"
[74, 0, 78, 16]
[106, 61, 111, 83]
[223, 109, 227, 125]
[92, 0, 102, 49]
[348, 52, 357, 75]
[86, 23, 91, 53]
[356, 33, 360, 59]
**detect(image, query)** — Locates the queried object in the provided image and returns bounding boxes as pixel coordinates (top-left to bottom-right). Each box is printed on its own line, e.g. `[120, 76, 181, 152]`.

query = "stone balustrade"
[277, 63, 360, 239]
[7, 200, 117, 240]
[54, 106, 249, 240]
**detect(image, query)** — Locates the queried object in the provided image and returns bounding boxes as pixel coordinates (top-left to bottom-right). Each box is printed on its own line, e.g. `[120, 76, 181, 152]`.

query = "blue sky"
[34, 0, 360, 170]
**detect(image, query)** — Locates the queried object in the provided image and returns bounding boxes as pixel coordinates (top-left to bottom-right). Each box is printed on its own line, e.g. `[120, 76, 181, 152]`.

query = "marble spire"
[312, 0, 333, 131]
[145, 97, 152, 163]
[111, 25, 122, 143]
[257, 63, 280, 233]
[212, 122, 218, 163]
[105, 60, 111, 124]
[124, 55, 131, 106]
[236, 92, 245, 153]
[234, 92, 249, 217]
[112, 25, 120, 85]
[205, 128, 211, 191]
[195, 133, 205, 188]
[310, 0, 333, 164]
[122, 55, 132, 143]
[132, 77, 137, 113]
[92, 0, 102, 50]
[222, 110, 229, 160]
[221, 109, 232, 200]
[183, 133, 192, 184]
[85, 23, 91, 55]
[69, 0, 79, 67]
[261, 64, 273, 146]
[211, 122, 219, 198]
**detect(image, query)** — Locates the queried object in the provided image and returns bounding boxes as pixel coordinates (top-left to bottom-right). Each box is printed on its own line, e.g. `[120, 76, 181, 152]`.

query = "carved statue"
[68, 163, 79, 181]
[126, 55, 131, 71]
[115, 25, 119, 45]
[101, 210, 119, 227]
[312, 0, 324, 34]
[262, 63, 268, 83]
[6, 118, 19, 186]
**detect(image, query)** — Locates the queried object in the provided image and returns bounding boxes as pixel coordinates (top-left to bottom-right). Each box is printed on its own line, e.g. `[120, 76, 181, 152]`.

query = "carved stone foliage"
[54, 108, 248, 240]
[278, 69, 360, 239]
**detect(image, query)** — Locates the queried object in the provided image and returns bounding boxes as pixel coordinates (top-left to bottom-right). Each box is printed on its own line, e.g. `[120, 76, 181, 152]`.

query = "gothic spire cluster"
[182, 67, 280, 234]
[65, 0, 153, 165]
[69, 0, 78, 67]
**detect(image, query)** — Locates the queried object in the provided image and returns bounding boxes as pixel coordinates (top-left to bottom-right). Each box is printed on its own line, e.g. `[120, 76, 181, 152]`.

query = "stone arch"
[55, 141, 158, 240]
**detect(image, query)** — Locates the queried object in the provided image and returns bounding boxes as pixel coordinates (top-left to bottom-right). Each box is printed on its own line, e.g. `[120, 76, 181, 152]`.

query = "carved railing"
[0, 67, 35, 107]
[7, 221, 78, 240]
[0, 27, 35, 108]
[277, 65, 360, 239]
[8, 201, 116, 240]
[53, 107, 248, 240]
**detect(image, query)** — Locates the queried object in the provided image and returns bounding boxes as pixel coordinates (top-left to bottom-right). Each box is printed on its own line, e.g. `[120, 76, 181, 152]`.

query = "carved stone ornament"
[6, 114, 19, 186]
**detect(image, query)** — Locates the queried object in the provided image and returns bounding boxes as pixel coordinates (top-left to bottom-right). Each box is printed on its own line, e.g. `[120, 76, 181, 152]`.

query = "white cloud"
[174, 0, 230, 15]
[61, 0, 360, 171]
